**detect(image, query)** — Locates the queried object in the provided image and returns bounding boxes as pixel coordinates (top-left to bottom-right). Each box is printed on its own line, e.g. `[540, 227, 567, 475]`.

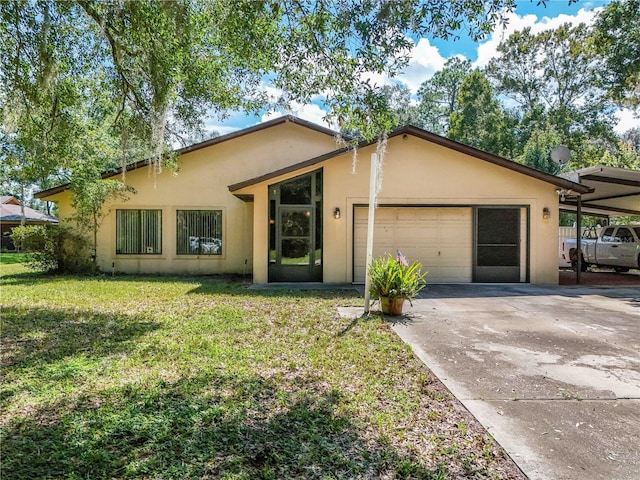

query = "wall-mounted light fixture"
[543, 207, 551, 220]
[333, 207, 341, 219]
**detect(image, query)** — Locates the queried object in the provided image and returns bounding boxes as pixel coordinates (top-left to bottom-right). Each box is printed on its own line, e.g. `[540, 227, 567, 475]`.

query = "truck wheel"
[570, 249, 588, 272]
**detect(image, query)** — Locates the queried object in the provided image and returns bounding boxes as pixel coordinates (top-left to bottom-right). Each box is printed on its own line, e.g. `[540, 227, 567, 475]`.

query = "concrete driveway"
[391, 284, 640, 480]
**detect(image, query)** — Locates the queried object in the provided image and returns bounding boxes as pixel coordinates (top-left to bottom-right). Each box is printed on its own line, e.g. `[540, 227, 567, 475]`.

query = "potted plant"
[368, 252, 427, 315]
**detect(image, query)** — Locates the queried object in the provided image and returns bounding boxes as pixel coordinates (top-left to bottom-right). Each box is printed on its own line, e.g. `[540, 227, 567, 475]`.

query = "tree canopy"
[591, 0, 640, 108]
[2, 0, 638, 205]
[402, 4, 640, 174]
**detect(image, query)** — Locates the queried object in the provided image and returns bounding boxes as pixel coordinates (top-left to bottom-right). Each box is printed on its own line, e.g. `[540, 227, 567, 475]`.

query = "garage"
[227, 121, 590, 285]
[354, 207, 473, 283]
[353, 206, 529, 284]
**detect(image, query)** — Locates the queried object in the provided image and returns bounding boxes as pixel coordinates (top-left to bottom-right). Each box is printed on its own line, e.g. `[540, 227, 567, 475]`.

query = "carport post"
[576, 194, 582, 284]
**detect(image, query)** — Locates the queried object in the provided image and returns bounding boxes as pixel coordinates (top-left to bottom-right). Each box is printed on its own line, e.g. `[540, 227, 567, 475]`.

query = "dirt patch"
[559, 268, 640, 286]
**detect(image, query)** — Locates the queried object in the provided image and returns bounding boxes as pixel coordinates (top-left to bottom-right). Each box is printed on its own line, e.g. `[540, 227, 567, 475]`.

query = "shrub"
[10, 224, 91, 273]
[368, 253, 427, 301]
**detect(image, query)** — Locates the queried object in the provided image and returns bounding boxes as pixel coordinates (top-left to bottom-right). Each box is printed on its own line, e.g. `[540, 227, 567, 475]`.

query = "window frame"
[115, 209, 163, 255]
[175, 209, 223, 256]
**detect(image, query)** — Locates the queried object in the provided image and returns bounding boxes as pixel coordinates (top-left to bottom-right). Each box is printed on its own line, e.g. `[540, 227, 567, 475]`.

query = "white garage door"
[353, 207, 473, 283]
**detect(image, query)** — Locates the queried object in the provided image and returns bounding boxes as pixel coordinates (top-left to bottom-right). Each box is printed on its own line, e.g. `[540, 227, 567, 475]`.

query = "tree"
[516, 126, 563, 174]
[70, 167, 134, 274]
[414, 57, 472, 134]
[485, 28, 543, 111]
[447, 70, 516, 156]
[592, 141, 640, 169]
[621, 128, 640, 151]
[486, 22, 619, 168]
[591, 0, 640, 109]
[1, 0, 524, 179]
[343, 84, 420, 138]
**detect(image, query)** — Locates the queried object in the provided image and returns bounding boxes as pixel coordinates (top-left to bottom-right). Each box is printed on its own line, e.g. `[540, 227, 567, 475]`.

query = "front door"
[474, 207, 521, 283]
[268, 170, 322, 282]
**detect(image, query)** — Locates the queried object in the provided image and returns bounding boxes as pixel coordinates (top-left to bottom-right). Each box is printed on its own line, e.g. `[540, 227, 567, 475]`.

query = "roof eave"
[229, 125, 592, 194]
[393, 126, 592, 194]
[36, 115, 343, 199]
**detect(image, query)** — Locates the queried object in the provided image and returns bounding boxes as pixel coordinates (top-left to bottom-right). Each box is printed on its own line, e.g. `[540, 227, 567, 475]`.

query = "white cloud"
[614, 109, 640, 134]
[397, 38, 447, 93]
[474, 8, 601, 68]
[209, 7, 624, 133]
[261, 102, 334, 128]
[203, 124, 240, 136]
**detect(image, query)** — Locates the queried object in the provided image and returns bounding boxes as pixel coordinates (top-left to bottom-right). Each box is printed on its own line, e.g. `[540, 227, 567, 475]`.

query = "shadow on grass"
[2, 373, 448, 480]
[1, 270, 362, 301]
[1, 305, 160, 367]
[1, 306, 161, 407]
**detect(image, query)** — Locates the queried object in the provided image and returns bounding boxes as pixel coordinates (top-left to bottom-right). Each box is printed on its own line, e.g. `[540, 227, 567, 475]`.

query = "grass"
[1, 258, 522, 479]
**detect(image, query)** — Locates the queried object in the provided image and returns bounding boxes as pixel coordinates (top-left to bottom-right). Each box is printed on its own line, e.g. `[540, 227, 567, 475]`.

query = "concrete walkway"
[387, 285, 640, 480]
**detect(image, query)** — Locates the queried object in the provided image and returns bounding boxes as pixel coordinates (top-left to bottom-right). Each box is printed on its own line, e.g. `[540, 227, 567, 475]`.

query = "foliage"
[585, 141, 640, 170]
[1, 0, 521, 197]
[70, 162, 135, 273]
[485, 22, 618, 165]
[516, 126, 564, 174]
[9, 224, 90, 273]
[415, 57, 472, 134]
[447, 70, 517, 157]
[368, 254, 427, 302]
[591, 0, 640, 109]
[0, 270, 523, 479]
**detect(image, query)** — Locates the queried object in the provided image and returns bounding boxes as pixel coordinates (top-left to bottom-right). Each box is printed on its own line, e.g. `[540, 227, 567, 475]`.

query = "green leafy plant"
[9, 224, 90, 273]
[368, 253, 427, 303]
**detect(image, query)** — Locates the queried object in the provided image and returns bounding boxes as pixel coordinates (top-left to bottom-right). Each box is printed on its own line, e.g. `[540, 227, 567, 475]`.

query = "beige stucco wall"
[237, 135, 560, 285]
[45, 121, 340, 275]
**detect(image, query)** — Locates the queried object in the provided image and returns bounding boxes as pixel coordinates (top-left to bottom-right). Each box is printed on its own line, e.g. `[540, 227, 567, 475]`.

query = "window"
[176, 210, 222, 255]
[616, 228, 633, 243]
[601, 227, 615, 242]
[116, 209, 162, 254]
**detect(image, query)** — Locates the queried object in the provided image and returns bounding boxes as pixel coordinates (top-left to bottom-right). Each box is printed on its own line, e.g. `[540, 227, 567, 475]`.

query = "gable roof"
[0, 202, 58, 223]
[35, 115, 340, 199]
[228, 125, 592, 194]
[1, 196, 20, 205]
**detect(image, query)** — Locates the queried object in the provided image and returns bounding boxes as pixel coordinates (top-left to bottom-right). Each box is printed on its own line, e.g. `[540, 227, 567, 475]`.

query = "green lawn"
[1, 261, 521, 479]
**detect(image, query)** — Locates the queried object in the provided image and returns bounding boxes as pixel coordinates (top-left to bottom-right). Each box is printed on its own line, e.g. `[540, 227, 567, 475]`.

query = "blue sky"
[205, 1, 638, 136]
[430, 0, 608, 60]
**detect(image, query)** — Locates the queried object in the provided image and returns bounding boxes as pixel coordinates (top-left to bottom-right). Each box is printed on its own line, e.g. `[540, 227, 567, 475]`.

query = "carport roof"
[559, 166, 640, 216]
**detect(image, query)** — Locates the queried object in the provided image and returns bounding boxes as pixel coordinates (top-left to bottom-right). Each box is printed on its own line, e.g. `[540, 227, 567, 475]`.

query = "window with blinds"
[176, 210, 222, 255]
[115, 209, 162, 254]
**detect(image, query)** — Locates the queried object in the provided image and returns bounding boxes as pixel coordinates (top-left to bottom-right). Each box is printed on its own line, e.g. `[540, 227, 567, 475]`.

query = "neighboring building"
[35, 116, 589, 284]
[0, 196, 59, 251]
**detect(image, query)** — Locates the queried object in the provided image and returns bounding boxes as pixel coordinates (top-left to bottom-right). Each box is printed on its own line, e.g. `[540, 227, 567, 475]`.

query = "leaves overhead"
[591, 0, 640, 109]
[4, 0, 636, 201]
[1, 0, 519, 152]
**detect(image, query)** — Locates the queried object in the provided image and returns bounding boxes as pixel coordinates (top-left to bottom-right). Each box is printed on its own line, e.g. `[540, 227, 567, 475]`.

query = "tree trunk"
[92, 213, 98, 274]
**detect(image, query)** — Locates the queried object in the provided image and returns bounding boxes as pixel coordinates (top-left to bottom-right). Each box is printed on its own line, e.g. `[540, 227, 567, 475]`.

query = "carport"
[558, 166, 640, 283]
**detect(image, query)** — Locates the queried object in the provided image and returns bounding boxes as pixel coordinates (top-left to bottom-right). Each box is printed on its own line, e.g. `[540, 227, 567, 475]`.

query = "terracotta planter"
[380, 296, 406, 315]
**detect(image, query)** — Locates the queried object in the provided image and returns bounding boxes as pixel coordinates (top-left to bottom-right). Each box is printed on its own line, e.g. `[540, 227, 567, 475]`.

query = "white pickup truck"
[564, 225, 640, 272]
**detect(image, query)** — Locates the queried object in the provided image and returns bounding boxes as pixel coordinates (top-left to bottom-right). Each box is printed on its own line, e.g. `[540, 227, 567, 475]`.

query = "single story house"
[36, 116, 590, 284]
[0, 196, 59, 251]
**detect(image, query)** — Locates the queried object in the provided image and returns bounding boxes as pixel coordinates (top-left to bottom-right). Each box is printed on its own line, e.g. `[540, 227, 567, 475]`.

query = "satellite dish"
[550, 145, 571, 165]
